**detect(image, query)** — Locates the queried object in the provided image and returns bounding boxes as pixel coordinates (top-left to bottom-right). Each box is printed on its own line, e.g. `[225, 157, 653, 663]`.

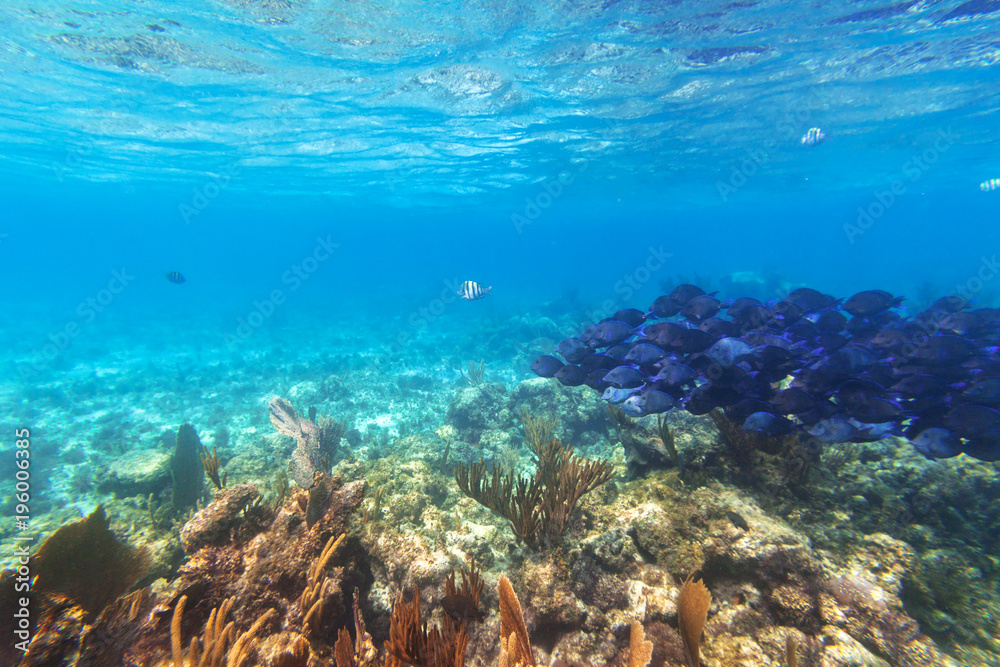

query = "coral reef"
[7, 329, 1000, 667]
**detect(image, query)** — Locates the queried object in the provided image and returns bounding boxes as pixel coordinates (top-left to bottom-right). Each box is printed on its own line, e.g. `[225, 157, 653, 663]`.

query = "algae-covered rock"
[631, 502, 705, 574]
[522, 555, 587, 628]
[179, 483, 261, 553]
[902, 547, 1000, 651]
[819, 626, 891, 667]
[447, 384, 506, 438]
[97, 449, 171, 497]
[479, 428, 517, 453]
[288, 380, 322, 406]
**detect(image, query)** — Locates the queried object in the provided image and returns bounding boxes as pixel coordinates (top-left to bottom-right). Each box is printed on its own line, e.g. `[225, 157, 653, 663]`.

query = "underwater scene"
[2, 1, 1000, 666]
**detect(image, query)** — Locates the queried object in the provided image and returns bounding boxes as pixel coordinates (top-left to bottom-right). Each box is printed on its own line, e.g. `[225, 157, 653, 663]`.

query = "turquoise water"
[2, 1, 1000, 330]
[3, 1, 1000, 665]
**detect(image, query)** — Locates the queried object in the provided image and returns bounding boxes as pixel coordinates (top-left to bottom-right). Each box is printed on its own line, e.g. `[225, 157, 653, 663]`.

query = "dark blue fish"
[792, 366, 845, 395]
[584, 369, 613, 391]
[836, 378, 888, 406]
[699, 317, 742, 338]
[939, 311, 983, 337]
[557, 337, 593, 364]
[844, 397, 903, 424]
[686, 383, 743, 414]
[771, 300, 805, 328]
[770, 388, 819, 415]
[808, 418, 870, 443]
[579, 353, 618, 373]
[652, 361, 697, 386]
[819, 345, 878, 374]
[165, 271, 186, 284]
[624, 343, 667, 366]
[845, 316, 882, 337]
[891, 374, 949, 397]
[858, 363, 895, 387]
[602, 385, 639, 404]
[648, 295, 681, 319]
[752, 345, 797, 368]
[962, 435, 1000, 462]
[813, 310, 847, 333]
[726, 296, 766, 321]
[695, 361, 749, 386]
[641, 322, 687, 348]
[589, 320, 635, 347]
[676, 328, 718, 353]
[633, 389, 675, 414]
[667, 284, 711, 307]
[681, 295, 721, 322]
[705, 337, 752, 368]
[555, 364, 587, 387]
[743, 412, 795, 437]
[946, 404, 1000, 437]
[974, 307, 1000, 322]
[529, 283, 1000, 463]
[843, 290, 903, 317]
[963, 378, 1000, 405]
[786, 319, 822, 342]
[911, 335, 978, 366]
[741, 332, 796, 350]
[783, 287, 838, 314]
[622, 389, 675, 416]
[530, 355, 563, 378]
[725, 399, 775, 423]
[931, 296, 966, 313]
[602, 365, 647, 389]
[795, 402, 841, 428]
[869, 327, 909, 351]
[911, 428, 963, 459]
[612, 308, 648, 328]
[814, 333, 849, 354]
[604, 344, 633, 362]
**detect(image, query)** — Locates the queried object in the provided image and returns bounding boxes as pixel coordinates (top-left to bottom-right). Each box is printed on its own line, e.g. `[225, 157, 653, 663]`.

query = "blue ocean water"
[3, 1, 1000, 664]
[2, 1, 999, 341]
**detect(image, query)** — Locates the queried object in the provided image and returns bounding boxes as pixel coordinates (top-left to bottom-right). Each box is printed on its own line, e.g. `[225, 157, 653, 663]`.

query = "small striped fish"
[165, 271, 186, 284]
[801, 127, 826, 147]
[458, 280, 491, 300]
[981, 178, 1000, 192]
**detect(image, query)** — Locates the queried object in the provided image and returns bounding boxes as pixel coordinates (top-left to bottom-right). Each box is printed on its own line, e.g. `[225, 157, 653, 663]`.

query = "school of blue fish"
[531, 285, 1000, 462]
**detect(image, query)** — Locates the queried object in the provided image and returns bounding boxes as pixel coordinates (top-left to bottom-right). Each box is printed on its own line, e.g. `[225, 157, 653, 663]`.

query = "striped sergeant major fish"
[458, 280, 491, 301]
[981, 178, 1000, 192]
[801, 127, 826, 147]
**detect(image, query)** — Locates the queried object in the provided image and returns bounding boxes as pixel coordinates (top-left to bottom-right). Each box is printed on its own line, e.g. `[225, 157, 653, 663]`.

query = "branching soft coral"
[454, 438, 615, 550]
